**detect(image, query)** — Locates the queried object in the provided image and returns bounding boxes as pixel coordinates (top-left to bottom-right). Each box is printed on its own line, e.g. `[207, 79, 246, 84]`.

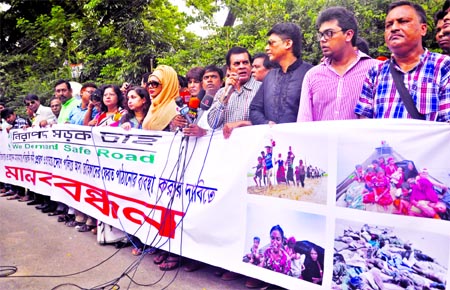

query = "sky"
[169, 0, 228, 37]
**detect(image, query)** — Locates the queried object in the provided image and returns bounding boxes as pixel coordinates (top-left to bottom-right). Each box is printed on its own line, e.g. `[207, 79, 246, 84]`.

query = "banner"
[1, 120, 450, 289]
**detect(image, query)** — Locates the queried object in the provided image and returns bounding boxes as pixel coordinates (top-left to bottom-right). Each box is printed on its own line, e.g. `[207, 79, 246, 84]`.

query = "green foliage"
[0, 0, 446, 110]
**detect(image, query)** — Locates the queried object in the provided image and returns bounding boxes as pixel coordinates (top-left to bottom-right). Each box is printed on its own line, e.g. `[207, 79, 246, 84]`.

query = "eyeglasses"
[148, 81, 161, 88]
[25, 101, 36, 106]
[316, 29, 343, 41]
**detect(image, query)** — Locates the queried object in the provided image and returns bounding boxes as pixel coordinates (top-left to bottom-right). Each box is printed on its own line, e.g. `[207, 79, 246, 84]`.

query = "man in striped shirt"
[354, 1, 450, 122]
[297, 7, 379, 122]
[207, 47, 261, 139]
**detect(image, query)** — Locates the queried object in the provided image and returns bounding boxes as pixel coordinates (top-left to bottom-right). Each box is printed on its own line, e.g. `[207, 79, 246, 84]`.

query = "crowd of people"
[252, 142, 325, 190]
[2, 0, 450, 288]
[340, 153, 450, 219]
[243, 225, 325, 285]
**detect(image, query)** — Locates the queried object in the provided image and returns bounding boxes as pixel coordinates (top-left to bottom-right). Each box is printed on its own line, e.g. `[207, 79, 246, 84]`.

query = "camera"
[90, 89, 102, 102]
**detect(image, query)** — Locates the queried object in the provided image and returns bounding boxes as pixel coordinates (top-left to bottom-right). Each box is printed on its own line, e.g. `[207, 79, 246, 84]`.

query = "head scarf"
[142, 65, 179, 131]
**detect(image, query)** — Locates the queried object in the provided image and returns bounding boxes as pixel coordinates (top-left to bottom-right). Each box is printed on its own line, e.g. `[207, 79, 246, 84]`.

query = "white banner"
[1, 120, 449, 289]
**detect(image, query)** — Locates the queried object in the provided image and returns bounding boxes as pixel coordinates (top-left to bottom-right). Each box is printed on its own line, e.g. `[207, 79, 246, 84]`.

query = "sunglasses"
[148, 81, 161, 88]
[25, 100, 36, 106]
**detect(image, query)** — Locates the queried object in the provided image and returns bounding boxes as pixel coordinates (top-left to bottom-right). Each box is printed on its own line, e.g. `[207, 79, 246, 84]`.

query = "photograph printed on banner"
[333, 219, 448, 290]
[243, 204, 326, 286]
[246, 132, 328, 204]
[336, 140, 450, 221]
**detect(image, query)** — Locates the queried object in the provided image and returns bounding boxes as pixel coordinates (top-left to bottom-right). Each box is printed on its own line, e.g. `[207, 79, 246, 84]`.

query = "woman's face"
[103, 87, 119, 110]
[310, 248, 318, 261]
[270, 230, 283, 251]
[147, 76, 162, 99]
[127, 90, 145, 112]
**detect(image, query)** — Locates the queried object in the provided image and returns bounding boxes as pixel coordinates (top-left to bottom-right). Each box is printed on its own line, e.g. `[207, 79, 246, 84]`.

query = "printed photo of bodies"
[334, 219, 448, 290]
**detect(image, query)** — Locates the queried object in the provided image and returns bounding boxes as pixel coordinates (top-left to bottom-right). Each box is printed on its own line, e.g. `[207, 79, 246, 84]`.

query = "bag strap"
[389, 61, 425, 120]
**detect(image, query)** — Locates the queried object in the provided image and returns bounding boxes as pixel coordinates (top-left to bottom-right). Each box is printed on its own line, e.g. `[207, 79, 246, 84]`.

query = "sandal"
[131, 247, 143, 256]
[159, 256, 181, 271]
[153, 252, 168, 264]
[77, 224, 95, 232]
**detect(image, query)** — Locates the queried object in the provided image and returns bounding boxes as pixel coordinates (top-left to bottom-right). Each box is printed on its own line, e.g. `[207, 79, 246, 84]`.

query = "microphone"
[200, 95, 214, 111]
[176, 96, 200, 124]
[187, 97, 200, 121]
[221, 77, 241, 103]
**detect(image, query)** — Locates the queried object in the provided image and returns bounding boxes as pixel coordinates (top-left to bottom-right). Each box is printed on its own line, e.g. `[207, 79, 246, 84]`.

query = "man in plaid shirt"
[354, 1, 450, 122]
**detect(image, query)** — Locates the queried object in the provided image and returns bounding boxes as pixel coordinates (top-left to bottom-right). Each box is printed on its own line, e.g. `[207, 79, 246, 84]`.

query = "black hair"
[355, 37, 370, 55]
[81, 82, 97, 91]
[100, 85, 124, 113]
[23, 94, 40, 104]
[178, 75, 188, 88]
[186, 67, 205, 82]
[225, 47, 252, 67]
[316, 7, 358, 46]
[268, 22, 303, 58]
[270, 224, 285, 240]
[1, 108, 14, 120]
[253, 52, 278, 69]
[387, 1, 427, 24]
[121, 86, 151, 124]
[204, 64, 224, 80]
[54, 79, 72, 90]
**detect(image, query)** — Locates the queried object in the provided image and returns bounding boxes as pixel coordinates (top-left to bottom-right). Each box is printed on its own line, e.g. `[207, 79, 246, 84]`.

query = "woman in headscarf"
[142, 65, 179, 131]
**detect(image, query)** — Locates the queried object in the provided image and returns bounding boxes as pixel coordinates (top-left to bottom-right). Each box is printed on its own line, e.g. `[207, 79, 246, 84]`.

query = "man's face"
[50, 99, 62, 116]
[81, 86, 96, 104]
[384, 5, 427, 55]
[54, 82, 73, 104]
[251, 57, 270, 81]
[436, 16, 450, 53]
[25, 99, 40, 113]
[265, 33, 289, 63]
[228, 52, 252, 85]
[202, 70, 222, 95]
[187, 78, 202, 98]
[318, 19, 351, 59]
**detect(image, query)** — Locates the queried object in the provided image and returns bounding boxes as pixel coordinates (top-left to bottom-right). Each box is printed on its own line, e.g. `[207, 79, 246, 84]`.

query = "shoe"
[114, 241, 131, 249]
[91, 227, 97, 235]
[0, 190, 15, 197]
[65, 220, 84, 227]
[42, 206, 57, 213]
[221, 271, 243, 281]
[18, 196, 32, 202]
[36, 204, 47, 210]
[77, 224, 95, 232]
[154, 252, 168, 264]
[58, 214, 74, 223]
[245, 278, 268, 289]
[7, 194, 21, 200]
[27, 200, 41, 206]
[213, 267, 226, 277]
[131, 247, 143, 256]
[159, 256, 181, 271]
[48, 210, 65, 216]
[184, 260, 203, 272]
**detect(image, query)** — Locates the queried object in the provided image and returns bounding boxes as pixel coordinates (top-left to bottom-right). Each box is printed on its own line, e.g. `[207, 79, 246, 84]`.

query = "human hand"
[121, 122, 131, 131]
[183, 124, 206, 137]
[171, 115, 188, 130]
[223, 122, 239, 139]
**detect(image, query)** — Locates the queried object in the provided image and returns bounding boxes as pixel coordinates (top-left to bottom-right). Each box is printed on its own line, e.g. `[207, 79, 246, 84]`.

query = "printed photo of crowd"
[333, 220, 448, 290]
[247, 138, 327, 204]
[336, 141, 450, 220]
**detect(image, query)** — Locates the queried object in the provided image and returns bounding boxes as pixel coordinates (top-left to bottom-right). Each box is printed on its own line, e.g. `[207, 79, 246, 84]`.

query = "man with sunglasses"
[23, 94, 54, 127]
[297, 7, 379, 122]
[250, 22, 312, 126]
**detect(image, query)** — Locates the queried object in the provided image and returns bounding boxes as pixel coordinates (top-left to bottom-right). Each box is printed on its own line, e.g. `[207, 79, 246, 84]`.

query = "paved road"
[0, 196, 252, 290]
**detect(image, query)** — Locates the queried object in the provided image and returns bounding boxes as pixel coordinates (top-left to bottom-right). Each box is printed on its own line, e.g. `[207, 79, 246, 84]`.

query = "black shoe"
[27, 200, 41, 206]
[36, 204, 47, 210]
[42, 206, 57, 213]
